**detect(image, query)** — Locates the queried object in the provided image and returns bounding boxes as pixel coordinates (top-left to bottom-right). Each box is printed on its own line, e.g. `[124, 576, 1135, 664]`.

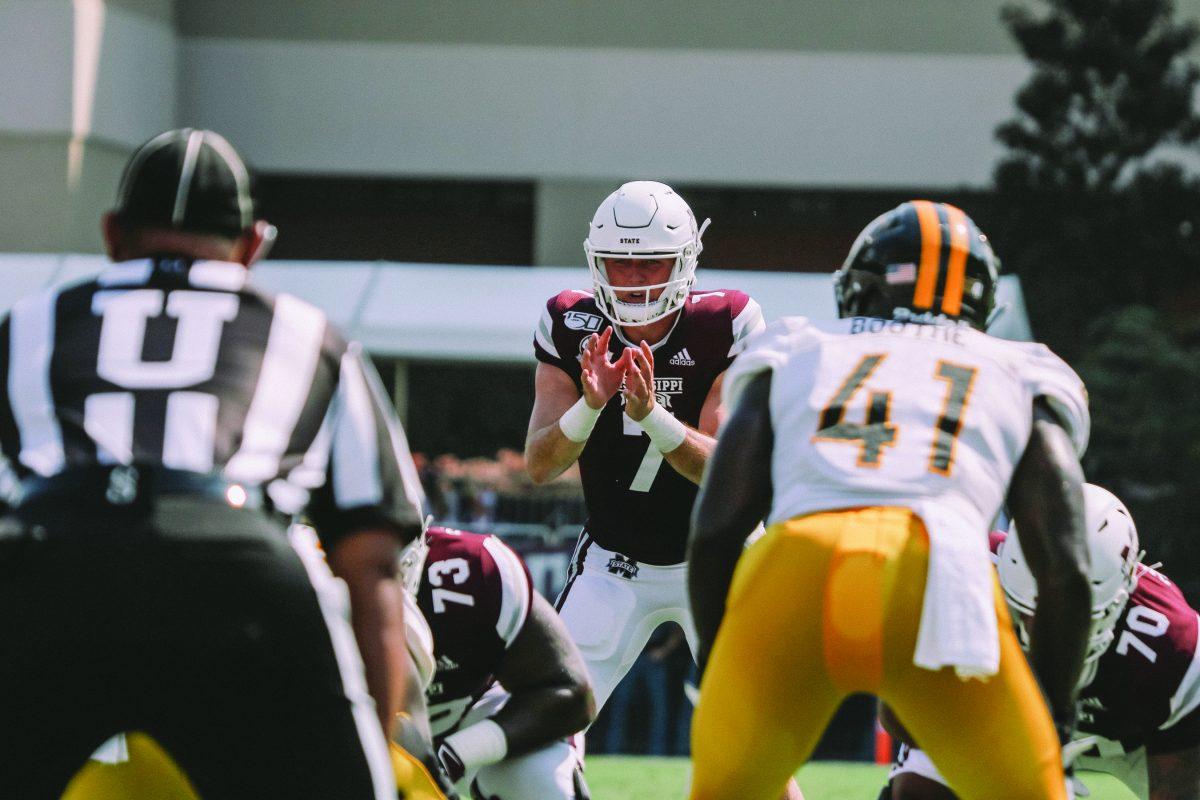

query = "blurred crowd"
[414, 449, 585, 530]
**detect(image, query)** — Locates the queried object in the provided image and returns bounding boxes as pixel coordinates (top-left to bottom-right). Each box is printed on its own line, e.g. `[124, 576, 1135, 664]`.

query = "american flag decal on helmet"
[885, 263, 918, 284]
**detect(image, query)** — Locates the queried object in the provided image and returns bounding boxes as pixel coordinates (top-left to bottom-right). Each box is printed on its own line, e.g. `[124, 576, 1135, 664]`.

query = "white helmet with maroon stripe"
[584, 181, 710, 325]
[998, 484, 1141, 670]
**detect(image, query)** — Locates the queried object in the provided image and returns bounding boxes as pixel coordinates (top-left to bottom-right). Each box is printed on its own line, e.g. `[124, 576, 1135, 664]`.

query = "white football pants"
[555, 534, 698, 712]
[452, 684, 586, 799]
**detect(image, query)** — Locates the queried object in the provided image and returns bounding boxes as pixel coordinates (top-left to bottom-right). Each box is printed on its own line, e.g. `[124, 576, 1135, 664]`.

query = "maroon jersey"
[417, 526, 533, 737]
[991, 531, 1200, 754]
[1081, 564, 1200, 754]
[533, 289, 764, 564]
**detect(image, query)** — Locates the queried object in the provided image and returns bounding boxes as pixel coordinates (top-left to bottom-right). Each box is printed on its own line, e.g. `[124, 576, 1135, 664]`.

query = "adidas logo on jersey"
[668, 348, 696, 366]
[436, 655, 460, 672]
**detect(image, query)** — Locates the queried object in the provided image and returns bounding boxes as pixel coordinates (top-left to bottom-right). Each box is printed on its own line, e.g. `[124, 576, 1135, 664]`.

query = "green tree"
[995, 0, 1200, 591]
[1075, 306, 1200, 587]
[994, 0, 1200, 358]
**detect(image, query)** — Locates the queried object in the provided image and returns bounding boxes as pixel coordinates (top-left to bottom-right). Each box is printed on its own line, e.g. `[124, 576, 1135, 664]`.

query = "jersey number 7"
[813, 354, 978, 476]
[624, 412, 664, 492]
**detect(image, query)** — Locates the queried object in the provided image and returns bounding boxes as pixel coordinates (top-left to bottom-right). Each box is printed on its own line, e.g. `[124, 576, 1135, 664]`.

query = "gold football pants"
[689, 506, 1065, 800]
[61, 734, 448, 800]
[62, 734, 199, 800]
[390, 742, 452, 800]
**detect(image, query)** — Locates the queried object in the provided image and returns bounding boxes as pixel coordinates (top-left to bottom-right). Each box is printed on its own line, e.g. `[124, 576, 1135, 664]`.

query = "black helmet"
[115, 128, 257, 238]
[834, 200, 999, 330]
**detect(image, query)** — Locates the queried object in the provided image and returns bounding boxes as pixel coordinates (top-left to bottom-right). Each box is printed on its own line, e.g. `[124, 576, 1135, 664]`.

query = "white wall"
[7, 0, 1197, 255]
[0, 1, 74, 134]
[0, 0, 174, 146]
[86, 2, 176, 148]
[179, 38, 1031, 189]
[0, 1, 176, 252]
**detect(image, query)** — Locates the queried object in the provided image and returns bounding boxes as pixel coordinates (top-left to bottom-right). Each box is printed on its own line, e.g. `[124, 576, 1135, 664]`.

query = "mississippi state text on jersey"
[418, 527, 533, 737]
[533, 289, 763, 564]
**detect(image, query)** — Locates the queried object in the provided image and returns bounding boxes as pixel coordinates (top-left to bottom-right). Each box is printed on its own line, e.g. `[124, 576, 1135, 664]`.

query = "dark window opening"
[257, 175, 535, 264]
[677, 186, 998, 272]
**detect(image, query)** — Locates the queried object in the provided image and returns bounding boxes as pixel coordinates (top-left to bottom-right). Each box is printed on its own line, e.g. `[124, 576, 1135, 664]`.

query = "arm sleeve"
[306, 342, 426, 546]
[482, 535, 534, 648]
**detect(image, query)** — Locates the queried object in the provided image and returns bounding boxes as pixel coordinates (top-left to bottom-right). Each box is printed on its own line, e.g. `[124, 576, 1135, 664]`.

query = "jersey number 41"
[813, 354, 978, 477]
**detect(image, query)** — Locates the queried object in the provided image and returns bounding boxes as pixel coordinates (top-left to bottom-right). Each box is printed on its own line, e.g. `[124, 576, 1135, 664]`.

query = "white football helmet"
[998, 484, 1141, 673]
[583, 180, 710, 326]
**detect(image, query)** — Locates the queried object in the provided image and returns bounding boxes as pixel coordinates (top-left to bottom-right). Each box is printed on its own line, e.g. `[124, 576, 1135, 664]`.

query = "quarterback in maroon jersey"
[884, 486, 1200, 800]
[415, 526, 595, 799]
[525, 181, 765, 716]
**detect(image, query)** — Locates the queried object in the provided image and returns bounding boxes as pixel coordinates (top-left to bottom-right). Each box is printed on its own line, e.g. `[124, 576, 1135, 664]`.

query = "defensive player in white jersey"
[885, 485, 1200, 800]
[687, 200, 1093, 800]
[524, 185, 766, 689]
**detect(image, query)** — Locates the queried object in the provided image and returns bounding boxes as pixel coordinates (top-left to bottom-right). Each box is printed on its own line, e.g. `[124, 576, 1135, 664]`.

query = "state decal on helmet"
[834, 200, 999, 330]
[583, 180, 710, 326]
[998, 484, 1141, 679]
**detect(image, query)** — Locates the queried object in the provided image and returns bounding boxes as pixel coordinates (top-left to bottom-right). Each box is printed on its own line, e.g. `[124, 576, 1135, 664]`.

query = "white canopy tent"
[0, 256, 1033, 365]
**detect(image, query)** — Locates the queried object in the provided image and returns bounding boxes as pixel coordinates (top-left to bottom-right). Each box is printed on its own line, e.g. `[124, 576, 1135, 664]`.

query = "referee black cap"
[115, 128, 257, 238]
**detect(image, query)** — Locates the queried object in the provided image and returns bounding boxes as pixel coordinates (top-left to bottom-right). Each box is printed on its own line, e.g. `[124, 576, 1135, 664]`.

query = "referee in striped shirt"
[0, 129, 421, 799]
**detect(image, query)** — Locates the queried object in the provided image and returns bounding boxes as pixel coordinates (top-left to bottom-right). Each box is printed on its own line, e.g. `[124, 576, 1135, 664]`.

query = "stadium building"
[4, 1, 1197, 781]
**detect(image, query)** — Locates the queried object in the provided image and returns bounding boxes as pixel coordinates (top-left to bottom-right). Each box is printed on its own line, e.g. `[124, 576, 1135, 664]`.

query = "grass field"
[586, 756, 1140, 799]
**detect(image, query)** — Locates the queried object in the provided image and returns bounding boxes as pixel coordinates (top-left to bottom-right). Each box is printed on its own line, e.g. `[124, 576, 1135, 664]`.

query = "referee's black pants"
[0, 497, 397, 800]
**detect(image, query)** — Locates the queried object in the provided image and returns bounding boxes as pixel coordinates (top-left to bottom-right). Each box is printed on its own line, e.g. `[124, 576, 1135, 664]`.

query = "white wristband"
[558, 396, 602, 443]
[443, 719, 508, 772]
[639, 404, 688, 453]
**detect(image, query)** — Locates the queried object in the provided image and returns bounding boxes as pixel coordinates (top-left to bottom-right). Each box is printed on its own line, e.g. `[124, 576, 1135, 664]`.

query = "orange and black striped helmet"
[833, 200, 999, 330]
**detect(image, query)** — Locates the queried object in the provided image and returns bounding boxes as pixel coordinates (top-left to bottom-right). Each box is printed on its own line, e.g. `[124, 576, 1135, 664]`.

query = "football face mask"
[999, 484, 1142, 678]
[584, 180, 709, 326]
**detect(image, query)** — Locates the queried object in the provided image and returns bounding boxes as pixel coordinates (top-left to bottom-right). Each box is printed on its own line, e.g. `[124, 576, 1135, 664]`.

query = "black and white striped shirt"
[0, 257, 424, 542]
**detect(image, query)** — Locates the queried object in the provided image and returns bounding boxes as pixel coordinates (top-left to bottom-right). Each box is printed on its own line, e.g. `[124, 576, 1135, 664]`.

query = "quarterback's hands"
[580, 327, 633, 410]
[622, 340, 656, 421]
